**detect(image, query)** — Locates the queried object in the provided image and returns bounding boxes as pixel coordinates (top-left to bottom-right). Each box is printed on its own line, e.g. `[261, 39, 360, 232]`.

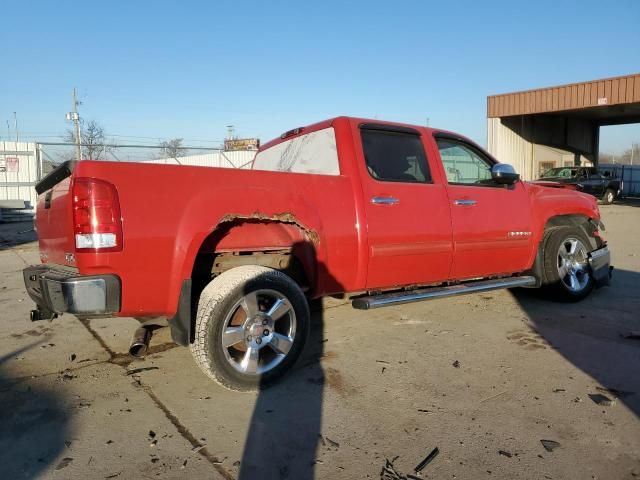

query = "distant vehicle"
[537, 167, 622, 204]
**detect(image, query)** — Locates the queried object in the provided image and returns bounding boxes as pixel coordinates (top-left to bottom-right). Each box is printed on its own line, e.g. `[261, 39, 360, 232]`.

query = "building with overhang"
[487, 73, 640, 180]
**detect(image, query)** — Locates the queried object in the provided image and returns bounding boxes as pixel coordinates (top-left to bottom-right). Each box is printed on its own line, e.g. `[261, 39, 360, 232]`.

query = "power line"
[15, 131, 225, 145]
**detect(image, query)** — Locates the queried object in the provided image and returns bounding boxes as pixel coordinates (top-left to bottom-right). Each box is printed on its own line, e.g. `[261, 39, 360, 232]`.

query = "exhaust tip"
[129, 327, 152, 358]
[129, 342, 148, 358]
[30, 308, 57, 322]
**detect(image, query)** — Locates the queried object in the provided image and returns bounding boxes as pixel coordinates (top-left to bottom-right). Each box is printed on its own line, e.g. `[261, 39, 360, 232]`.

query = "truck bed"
[35, 160, 361, 317]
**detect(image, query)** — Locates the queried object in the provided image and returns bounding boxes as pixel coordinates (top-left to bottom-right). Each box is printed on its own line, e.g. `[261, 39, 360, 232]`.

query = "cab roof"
[258, 116, 486, 159]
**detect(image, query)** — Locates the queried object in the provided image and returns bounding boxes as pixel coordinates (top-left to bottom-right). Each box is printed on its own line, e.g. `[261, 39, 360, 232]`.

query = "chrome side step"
[351, 276, 536, 310]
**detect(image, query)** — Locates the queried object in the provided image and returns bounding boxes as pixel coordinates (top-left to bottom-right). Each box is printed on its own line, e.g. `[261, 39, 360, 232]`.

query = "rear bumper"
[23, 265, 121, 316]
[588, 245, 612, 288]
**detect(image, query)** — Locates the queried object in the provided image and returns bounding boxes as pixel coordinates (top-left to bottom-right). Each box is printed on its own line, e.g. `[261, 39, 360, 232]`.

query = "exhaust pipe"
[129, 326, 153, 358]
[30, 307, 57, 322]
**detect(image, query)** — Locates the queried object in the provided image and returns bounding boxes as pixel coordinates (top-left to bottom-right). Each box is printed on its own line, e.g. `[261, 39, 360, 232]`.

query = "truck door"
[433, 134, 533, 280]
[356, 124, 453, 289]
[580, 169, 605, 196]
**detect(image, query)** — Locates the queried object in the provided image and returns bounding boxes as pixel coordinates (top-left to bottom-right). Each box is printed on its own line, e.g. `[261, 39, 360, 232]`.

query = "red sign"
[6, 157, 19, 172]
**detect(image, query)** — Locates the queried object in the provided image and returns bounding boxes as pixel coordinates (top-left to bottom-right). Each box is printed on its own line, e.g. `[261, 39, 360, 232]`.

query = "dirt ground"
[0, 202, 638, 480]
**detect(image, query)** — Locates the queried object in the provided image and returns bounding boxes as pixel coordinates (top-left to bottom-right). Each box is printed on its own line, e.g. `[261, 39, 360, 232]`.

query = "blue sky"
[1, 0, 639, 152]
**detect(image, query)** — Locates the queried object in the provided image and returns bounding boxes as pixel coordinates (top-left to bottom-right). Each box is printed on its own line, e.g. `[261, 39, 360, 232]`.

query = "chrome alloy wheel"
[220, 289, 296, 376]
[557, 237, 590, 293]
[605, 190, 615, 203]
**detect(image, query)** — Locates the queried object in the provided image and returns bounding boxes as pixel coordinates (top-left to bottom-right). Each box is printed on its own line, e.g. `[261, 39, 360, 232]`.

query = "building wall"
[488, 73, 640, 118]
[487, 117, 535, 180]
[487, 118, 595, 180]
[0, 141, 41, 209]
[533, 145, 591, 178]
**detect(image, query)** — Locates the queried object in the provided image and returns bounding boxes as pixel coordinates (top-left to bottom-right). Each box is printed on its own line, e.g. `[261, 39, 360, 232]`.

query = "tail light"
[72, 177, 123, 252]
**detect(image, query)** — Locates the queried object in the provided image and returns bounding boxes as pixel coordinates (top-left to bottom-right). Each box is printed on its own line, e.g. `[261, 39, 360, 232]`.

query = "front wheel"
[602, 188, 616, 205]
[542, 227, 594, 301]
[191, 266, 310, 391]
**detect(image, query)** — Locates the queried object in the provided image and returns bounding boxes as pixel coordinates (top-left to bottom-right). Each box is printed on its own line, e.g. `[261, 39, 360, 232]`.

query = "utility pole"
[73, 88, 82, 160]
[13, 112, 18, 142]
[66, 88, 83, 160]
[631, 142, 636, 166]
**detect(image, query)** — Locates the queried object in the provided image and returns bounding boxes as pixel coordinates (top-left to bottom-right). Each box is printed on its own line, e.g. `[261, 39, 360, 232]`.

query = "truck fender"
[164, 186, 325, 338]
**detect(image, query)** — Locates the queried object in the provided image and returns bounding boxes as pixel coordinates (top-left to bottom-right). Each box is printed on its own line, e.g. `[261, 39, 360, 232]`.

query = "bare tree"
[158, 138, 188, 164]
[65, 119, 113, 160]
[600, 143, 640, 165]
[599, 152, 615, 164]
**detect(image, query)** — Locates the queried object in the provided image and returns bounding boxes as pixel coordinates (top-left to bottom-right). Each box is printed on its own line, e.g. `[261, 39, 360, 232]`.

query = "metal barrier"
[1, 142, 257, 217]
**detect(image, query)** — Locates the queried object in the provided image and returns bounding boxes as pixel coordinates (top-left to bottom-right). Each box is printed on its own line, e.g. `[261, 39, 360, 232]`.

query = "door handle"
[454, 199, 477, 206]
[371, 196, 400, 205]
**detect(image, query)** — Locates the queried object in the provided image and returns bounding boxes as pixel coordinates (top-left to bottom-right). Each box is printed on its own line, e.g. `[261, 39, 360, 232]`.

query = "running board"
[351, 276, 537, 310]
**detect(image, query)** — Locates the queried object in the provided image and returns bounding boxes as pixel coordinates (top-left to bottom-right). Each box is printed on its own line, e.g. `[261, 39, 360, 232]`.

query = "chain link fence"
[38, 142, 256, 170]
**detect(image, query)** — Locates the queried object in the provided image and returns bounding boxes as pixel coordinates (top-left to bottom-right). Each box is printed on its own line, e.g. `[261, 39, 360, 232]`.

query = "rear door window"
[360, 128, 431, 183]
[252, 127, 339, 175]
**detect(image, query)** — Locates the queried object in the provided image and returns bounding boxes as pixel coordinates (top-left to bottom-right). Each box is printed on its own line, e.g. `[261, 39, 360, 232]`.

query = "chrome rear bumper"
[23, 265, 120, 317]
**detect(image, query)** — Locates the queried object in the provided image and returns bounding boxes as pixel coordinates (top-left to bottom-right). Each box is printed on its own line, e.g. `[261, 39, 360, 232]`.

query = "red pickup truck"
[24, 117, 611, 390]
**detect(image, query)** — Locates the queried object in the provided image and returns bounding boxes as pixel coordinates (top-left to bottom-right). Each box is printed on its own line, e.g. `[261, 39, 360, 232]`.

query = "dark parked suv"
[538, 167, 622, 204]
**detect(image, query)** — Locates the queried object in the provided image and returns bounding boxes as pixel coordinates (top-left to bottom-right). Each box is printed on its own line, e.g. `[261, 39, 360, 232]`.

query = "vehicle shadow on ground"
[0, 221, 37, 251]
[0, 342, 72, 478]
[604, 198, 640, 207]
[512, 268, 640, 418]
[238, 243, 338, 480]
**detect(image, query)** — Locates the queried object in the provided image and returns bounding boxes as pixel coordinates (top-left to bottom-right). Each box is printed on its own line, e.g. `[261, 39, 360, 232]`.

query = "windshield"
[540, 167, 577, 178]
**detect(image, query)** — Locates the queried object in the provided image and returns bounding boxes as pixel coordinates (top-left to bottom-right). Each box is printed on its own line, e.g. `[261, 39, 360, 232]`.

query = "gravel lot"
[1, 202, 639, 480]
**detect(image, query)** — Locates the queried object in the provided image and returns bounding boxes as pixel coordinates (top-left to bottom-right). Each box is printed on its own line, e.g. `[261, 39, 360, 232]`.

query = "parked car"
[23, 117, 612, 390]
[536, 166, 622, 204]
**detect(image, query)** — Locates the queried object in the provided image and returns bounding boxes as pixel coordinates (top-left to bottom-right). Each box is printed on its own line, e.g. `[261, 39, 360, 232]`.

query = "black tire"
[542, 226, 594, 301]
[602, 188, 616, 205]
[190, 265, 310, 391]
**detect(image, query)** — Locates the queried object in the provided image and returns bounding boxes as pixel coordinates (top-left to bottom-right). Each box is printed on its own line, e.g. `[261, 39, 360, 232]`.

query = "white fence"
[144, 150, 255, 169]
[0, 142, 257, 214]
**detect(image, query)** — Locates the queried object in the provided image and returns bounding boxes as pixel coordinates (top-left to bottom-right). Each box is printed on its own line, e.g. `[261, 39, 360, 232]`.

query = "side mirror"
[491, 163, 520, 185]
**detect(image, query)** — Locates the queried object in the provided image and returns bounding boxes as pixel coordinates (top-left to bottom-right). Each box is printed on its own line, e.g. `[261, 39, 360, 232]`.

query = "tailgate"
[35, 161, 76, 266]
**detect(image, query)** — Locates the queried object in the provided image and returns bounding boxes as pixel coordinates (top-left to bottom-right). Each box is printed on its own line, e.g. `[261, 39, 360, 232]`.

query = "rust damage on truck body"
[215, 211, 320, 245]
[190, 211, 321, 293]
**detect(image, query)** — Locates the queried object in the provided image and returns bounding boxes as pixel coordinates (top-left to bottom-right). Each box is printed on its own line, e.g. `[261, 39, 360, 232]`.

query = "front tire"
[190, 266, 310, 391]
[542, 226, 594, 301]
[602, 188, 616, 205]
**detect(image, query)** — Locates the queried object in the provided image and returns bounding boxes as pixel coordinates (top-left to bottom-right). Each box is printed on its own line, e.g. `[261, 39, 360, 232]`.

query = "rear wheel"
[602, 188, 616, 205]
[542, 226, 594, 301]
[191, 265, 310, 391]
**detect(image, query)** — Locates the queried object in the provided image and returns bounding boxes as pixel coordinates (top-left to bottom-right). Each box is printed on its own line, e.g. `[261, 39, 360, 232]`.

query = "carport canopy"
[487, 73, 640, 179]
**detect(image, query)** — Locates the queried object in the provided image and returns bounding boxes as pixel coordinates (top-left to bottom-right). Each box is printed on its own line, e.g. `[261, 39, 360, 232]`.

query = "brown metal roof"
[487, 73, 640, 119]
